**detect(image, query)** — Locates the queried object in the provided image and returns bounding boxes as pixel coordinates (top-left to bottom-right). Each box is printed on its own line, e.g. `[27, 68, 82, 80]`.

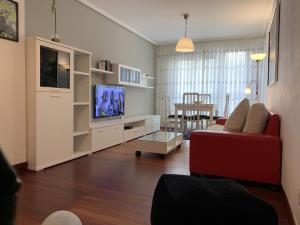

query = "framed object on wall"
[268, 1, 280, 86]
[0, 0, 18, 42]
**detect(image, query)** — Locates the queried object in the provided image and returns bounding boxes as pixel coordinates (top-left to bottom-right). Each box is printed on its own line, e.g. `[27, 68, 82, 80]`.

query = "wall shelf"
[73, 131, 89, 136]
[74, 71, 90, 76]
[74, 102, 90, 106]
[91, 67, 115, 75]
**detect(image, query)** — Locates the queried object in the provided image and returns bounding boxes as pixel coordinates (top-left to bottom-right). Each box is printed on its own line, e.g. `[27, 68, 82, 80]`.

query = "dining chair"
[198, 94, 212, 129]
[165, 94, 181, 131]
[224, 94, 230, 118]
[213, 94, 230, 120]
[182, 93, 201, 132]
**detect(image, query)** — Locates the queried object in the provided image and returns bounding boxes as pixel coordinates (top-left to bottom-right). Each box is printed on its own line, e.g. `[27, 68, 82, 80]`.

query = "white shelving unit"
[26, 37, 93, 171]
[25, 37, 159, 171]
[73, 50, 91, 156]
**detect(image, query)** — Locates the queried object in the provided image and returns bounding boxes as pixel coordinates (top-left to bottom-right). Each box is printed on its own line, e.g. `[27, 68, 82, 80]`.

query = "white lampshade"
[244, 86, 252, 94]
[250, 53, 266, 61]
[176, 37, 195, 53]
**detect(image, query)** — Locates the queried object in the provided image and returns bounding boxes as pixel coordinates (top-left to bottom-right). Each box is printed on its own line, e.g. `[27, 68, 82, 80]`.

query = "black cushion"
[0, 149, 21, 225]
[151, 174, 277, 225]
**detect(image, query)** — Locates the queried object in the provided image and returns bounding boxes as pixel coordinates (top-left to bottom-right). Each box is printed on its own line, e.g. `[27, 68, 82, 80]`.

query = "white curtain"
[156, 37, 267, 122]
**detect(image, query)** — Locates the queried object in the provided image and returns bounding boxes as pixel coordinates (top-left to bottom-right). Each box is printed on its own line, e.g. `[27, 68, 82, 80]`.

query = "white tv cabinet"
[26, 37, 92, 171]
[91, 115, 160, 152]
[25, 37, 159, 171]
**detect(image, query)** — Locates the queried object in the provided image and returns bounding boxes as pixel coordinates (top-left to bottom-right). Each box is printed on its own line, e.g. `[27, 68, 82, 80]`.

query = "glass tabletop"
[138, 131, 182, 143]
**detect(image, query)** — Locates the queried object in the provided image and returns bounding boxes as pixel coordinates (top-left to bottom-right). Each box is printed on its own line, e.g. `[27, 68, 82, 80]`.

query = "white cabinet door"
[35, 91, 73, 169]
[91, 124, 123, 152]
[91, 127, 110, 151]
[110, 125, 124, 145]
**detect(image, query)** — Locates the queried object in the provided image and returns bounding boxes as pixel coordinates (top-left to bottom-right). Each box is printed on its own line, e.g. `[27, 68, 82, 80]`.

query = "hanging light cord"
[184, 14, 189, 37]
[185, 18, 187, 37]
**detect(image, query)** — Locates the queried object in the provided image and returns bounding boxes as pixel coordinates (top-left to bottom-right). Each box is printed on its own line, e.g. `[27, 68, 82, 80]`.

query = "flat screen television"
[94, 85, 125, 118]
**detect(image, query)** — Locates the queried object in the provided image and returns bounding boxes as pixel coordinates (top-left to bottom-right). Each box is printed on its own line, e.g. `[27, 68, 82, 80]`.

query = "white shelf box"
[106, 64, 142, 87]
[74, 105, 89, 133]
[74, 75, 90, 102]
[140, 74, 155, 89]
[74, 134, 90, 154]
[74, 53, 91, 74]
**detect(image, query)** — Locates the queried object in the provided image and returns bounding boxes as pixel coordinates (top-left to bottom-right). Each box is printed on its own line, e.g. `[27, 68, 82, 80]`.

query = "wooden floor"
[16, 140, 292, 225]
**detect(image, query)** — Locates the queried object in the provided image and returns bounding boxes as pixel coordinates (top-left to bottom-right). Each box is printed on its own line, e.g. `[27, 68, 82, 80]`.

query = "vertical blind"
[156, 38, 266, 121]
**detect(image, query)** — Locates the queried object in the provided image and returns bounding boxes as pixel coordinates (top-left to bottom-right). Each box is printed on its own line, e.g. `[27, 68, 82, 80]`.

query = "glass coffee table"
[127, 131, 183, 159]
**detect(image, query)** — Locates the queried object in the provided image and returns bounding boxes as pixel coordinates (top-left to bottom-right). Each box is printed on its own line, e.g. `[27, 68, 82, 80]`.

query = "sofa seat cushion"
[224, 98, 250, 132]
[151, 174, 278, 225]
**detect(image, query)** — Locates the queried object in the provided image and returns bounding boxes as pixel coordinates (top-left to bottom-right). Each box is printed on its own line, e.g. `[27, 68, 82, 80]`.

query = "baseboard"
[13, 162, 28, 174]
[282, 185, 297, 225]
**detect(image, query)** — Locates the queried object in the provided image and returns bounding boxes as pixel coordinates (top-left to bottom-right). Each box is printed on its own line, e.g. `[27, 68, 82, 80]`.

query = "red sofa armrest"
[216, 118, 227, 125]
[190, 131, 282, 184]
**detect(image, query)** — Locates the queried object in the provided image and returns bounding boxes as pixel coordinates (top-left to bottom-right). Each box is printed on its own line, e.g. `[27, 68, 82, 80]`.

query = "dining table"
[174, 102, 214, 132]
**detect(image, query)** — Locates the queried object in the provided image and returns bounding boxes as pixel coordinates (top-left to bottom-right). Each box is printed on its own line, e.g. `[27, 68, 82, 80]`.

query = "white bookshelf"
[26, 37, 93, 171]
[73, 51, 91, 156]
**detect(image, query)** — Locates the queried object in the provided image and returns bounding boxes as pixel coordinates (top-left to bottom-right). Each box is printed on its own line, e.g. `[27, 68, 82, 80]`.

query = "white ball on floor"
[42, 210, 82, 225]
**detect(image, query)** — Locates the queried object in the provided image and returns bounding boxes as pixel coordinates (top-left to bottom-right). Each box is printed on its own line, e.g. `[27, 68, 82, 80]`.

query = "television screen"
[94, 85, 125, 118]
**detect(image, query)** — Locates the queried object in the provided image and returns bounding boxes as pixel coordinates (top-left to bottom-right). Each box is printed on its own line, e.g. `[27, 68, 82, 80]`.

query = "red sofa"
[190, 112, 282, 185]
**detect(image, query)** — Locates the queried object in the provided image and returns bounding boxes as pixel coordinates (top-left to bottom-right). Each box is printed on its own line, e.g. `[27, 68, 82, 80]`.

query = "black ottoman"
[151, 174, 277, 225]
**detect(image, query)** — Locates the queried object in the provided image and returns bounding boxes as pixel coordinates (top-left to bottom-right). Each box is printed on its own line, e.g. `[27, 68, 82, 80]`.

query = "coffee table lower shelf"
[127, 131, 183, 159]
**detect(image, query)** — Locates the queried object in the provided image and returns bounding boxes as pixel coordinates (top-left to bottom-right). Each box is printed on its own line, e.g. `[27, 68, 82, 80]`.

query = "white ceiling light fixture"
[176, 13, 195, 53]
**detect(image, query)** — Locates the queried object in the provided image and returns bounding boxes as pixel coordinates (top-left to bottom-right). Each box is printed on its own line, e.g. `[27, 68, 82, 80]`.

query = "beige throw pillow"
[243, 103, 269, 134]
[224, 98, 250, 132]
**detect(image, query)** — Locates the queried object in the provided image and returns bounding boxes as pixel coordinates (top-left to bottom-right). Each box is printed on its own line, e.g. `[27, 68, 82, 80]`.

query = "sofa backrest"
[264, 112, 281, 136]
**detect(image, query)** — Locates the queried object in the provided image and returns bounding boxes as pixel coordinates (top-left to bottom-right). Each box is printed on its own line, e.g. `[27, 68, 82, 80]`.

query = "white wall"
[25, 0, 156, 117]
[267, 0, 300, 224]
[0, 0, 26, 165]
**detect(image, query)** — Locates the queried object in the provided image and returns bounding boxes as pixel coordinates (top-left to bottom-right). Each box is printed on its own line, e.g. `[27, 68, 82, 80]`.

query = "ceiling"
[79, 0, 274, 45]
